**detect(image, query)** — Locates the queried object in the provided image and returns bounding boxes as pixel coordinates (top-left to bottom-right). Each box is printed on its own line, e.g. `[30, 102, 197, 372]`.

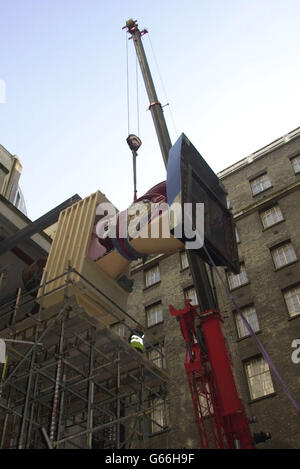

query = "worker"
[129, 325, 144, 353]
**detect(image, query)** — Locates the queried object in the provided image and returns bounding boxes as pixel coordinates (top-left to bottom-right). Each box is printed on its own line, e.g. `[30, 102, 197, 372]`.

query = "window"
[184, 286, 198, 306]
[250, 174, 272, 196]
[291, 155, 300, 174]
[0, 271, 5, 289]
[271, 242, 297, 269]
[150, 398, 166, 433]
[180, 251, 189, 270]
[15, 331, 24, 341]
[283, 285, 300, 318]
[112, 322, 125, 337]
[145, 265, 160, 287]
[102, 415, 116, 442]
[148, 343, 165, 369]
[235, 305, 260, 339]
[227, 264, 249, 290]
[24, 327, 34, 339]
[14, 191, 21, 209]
[244, 356, 274, 400]
[260, 205, 283, 229]
[146, 302, 163, 327]
[198, 381, 214, 417]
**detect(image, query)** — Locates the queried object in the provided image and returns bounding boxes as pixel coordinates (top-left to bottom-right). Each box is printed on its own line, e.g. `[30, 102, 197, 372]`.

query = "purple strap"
[202, 244, 300, 415]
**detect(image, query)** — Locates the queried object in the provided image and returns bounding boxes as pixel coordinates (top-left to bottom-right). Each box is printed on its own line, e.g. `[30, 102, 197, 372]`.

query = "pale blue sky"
[1, 0, 300, 219]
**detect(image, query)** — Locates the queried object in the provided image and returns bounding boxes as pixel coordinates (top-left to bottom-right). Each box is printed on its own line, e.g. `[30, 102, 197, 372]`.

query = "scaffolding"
[0, 265, 169, 449]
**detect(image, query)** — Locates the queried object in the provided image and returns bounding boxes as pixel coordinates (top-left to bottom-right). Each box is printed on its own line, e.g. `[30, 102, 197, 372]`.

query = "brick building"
[127, 127, 300, 449]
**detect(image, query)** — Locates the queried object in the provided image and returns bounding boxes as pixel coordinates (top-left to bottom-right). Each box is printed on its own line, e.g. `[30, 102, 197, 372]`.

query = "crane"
[123, 18, 257, 449]
[169, 300, 254, 448]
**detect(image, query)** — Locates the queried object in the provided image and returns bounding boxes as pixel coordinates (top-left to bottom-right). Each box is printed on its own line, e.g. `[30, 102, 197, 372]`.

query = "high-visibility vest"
[129, 332, 144, 352]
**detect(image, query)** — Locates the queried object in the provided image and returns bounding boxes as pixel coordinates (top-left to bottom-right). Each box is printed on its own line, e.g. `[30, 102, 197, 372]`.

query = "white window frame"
[150, 398, 166, 433]
[184, 286, 198, 306]
[283, 285, 300, 318]
[148, 343, 165, 369]
[112, 323, 126, 337]
[145, 265, 160, 288]
[180, 251, 189, 270]
[260, 205, 283, 229]
[250, 174, 272, 196]
[271, 242, 297, 269]
[235, 305, 260, 339]
[227, 264, 249, 290]
[291, 155, 300, 174]
[146, 302, 163, 327]
[244, 356, 274, 400]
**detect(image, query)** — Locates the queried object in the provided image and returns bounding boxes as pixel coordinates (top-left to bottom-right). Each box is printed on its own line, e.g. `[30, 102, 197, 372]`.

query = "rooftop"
[218, 126, 300, 180]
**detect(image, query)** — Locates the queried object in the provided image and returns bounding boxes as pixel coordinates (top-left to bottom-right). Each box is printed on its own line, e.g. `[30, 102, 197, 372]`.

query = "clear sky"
[1, 0, 300, 219]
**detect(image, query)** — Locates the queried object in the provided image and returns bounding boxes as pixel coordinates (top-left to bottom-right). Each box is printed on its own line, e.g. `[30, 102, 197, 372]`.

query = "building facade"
[127, 127, 300, 449]
[127, 251, 201, 448]
[0, 145, 50, 314]
[0, 144, 27, 215]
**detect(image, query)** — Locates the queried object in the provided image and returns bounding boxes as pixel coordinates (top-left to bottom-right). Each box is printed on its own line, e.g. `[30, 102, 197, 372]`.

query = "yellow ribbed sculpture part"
[38, 191, 128, 325]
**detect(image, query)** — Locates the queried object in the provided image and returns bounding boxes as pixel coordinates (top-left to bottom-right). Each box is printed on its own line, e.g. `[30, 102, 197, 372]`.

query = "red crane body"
[169, 300, 254, 449]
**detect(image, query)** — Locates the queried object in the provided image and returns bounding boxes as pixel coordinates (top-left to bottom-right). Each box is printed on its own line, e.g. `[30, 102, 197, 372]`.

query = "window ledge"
[274, 259, 299, 272]
[143, 280, 161, 291]
[252, 185, 273, 197]
[147, 320, 164, 330]
[237, 330, 262, 342]
[149, 428, 170, 438]
[248, 392, 276, 405]
[229, 282, 250, 293]
[288, 313, 300, 321]
[261, 218, 285, 232]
